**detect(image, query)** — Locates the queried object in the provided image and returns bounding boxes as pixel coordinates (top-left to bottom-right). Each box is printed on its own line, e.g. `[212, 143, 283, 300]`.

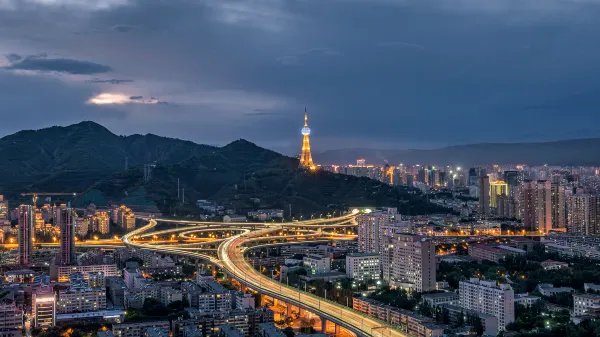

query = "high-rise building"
[489, 181, 508, 208]
[550, 182, 566, 229]
[57, 206, 75, 266]
[299, 109, 315, 169]
[0, 195, 8, 220]
[18, 205, 34, 266]
[478, 176, 490, 217]
[497, 195, 516, 219]
[519, 180, 552, 233]
[356, 159, 366, 167]
[75, 216, 90, 237]
[381, 234, 436, 293]
[459, 278, 514, 331]
[566, 192, 600, 236]
[357, 208, 400, 254]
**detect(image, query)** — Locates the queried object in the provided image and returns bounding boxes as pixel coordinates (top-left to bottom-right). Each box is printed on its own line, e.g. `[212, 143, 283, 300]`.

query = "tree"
[282, 327, 295, 337]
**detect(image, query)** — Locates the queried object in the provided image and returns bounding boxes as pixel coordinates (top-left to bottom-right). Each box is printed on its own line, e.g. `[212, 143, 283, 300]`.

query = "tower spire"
[300, 107, 315, 170]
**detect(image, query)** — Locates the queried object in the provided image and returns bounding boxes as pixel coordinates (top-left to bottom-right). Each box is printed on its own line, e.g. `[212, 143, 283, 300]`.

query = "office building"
[32, 291, 56, 328]
[57, 206, 75, 266]
[489, 181, 508, 208]
[519, 180, 552, 233]
[421, 292, 460, 308]
[381, 234, 436, 292]
[18, 205, 34, 265]
[550, 182, 566, 229]
[345, 252, 380, 281]
[478, 176, 490, 217]
[459, 278, 515, 331]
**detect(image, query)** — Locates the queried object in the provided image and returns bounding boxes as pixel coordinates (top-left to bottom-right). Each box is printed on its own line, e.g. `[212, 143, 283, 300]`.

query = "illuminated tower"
[299, 108, 315, 169]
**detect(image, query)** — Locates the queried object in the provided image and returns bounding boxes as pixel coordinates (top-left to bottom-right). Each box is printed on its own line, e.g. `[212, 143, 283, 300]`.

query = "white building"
[459, 278, 515, 331]
[50, 264, 118, 282]
[381, 234, 436, 292]
[573, 294, 600, 317]
[303, 255, 330, 275]
[345, 253, 379, 281]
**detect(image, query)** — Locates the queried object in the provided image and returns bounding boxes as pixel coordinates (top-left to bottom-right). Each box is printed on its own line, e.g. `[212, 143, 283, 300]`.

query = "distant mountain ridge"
[0, 121, 449, 216]
[314, 138, 600, 166]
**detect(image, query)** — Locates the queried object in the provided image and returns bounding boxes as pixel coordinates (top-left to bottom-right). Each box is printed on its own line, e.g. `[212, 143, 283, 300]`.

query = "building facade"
[459, 278, 515, 331]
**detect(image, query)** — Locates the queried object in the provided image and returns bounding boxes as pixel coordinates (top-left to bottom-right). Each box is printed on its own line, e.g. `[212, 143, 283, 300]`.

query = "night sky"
[1, 0, 600, 155]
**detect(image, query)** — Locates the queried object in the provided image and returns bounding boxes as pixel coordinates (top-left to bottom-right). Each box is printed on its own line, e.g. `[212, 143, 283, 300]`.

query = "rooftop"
[421, 292, 459, 299]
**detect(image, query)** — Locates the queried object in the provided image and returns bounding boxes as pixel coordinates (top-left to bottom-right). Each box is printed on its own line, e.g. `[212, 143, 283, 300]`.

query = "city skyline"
[2, 1, 600, 154]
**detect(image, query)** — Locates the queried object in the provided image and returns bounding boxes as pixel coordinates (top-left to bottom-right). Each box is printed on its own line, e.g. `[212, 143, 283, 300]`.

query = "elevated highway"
[122, 213, 403, 337]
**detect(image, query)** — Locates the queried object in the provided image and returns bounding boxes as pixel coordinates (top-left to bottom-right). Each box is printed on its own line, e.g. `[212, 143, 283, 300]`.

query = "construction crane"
[20, 192, 78, 205]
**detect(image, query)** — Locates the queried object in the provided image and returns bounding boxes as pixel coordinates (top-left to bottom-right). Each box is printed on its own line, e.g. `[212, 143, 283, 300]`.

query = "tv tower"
[299, 107, 316, 170]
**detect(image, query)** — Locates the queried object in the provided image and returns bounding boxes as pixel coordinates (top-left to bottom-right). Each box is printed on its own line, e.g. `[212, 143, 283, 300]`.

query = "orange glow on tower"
[300, 108, 315, 169]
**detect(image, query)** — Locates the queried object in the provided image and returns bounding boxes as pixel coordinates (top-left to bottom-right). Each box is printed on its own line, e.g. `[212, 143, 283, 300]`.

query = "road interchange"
[122, 212, 406, 337]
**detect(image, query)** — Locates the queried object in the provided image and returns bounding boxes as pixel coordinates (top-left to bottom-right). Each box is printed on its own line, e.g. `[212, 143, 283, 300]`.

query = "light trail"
[122, 213, 403, 337]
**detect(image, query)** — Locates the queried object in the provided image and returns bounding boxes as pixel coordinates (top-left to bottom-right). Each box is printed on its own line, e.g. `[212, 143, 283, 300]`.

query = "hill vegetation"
[0, 121, 451, 216]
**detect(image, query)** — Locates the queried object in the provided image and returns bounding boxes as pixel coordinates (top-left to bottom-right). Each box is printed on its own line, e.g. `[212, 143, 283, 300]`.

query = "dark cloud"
[6, 58, 112, 75]
[129, 95, 144, 100]
[2, 0, 600, 153]
[112, 24, 135, 33]
[86, 78, 133, 84]
[5, 53, 22, 62]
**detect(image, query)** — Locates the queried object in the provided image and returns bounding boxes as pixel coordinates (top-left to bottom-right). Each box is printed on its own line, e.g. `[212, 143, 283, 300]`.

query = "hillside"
[314, 138, 600, 166]
[0, 122, 449, 216]
[0, 121, 215, 195]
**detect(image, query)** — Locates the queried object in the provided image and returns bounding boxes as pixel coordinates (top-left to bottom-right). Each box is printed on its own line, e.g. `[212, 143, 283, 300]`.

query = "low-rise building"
[57, 288, 107, 314]
[113, 321, 170, 337]
[421, 292, 459, 308]
[536, 284, 575, 297]
[514, 293, 541, 306]
[50, 264, 118, 282]
[573, 294, 600, 317]
[439, 304, 498, 336]
[468, 244, 526, 263]
[256, 323, 285, 337]
[540, 259, 569, 271]
[218, 324, 243, 337]
[144, 327, 170, 337]
[160, 287, 183, 306]
[303, 255, 330, 275]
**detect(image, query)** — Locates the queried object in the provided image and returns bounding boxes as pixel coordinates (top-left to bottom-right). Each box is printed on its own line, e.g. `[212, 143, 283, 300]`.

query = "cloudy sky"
[1, 0, 600, 154]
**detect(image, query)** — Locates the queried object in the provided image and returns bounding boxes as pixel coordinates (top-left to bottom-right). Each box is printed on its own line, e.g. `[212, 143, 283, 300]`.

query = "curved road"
[123, 214, 404, 337]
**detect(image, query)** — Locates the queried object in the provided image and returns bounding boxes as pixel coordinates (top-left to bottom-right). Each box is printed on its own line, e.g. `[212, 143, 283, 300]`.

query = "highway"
[122, 213, 404, 337]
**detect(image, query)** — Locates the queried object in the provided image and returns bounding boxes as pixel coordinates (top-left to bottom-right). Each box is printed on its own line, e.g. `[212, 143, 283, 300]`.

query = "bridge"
[122, 212, 405, 337]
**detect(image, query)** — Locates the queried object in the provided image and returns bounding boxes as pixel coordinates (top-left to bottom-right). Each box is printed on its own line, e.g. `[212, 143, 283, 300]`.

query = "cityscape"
[3, 1, 600, 337]
[0, 111, 599, 337]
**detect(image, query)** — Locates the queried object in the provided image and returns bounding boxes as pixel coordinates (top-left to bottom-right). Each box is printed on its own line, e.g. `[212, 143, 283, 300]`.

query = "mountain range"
[0, 121, 447, 216]
[314, 138, 600, 166]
